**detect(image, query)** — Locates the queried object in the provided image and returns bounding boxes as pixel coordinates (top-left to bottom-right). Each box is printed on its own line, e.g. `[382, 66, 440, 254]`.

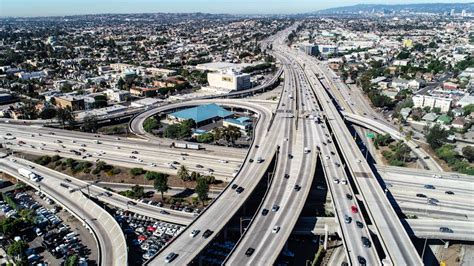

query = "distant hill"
[314, 3, 474, 14]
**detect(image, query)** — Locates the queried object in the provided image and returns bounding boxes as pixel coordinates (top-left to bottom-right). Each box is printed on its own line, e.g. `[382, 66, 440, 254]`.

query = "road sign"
[366, 132, 375, 139]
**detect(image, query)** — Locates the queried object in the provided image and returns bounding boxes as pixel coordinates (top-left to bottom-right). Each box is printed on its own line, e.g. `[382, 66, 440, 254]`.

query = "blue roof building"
[168, 103, 234, 125]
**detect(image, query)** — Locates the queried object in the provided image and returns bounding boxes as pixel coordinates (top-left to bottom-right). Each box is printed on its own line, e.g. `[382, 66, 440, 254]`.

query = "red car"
[351, 205, 358, 214]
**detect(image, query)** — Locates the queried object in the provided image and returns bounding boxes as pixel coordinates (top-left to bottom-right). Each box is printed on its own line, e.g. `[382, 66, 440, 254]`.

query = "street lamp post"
[240, 217, 252, 236]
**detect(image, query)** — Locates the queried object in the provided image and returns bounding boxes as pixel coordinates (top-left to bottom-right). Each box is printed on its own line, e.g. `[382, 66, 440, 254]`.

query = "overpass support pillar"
[324, 224, 328, 250]
[223, 227, 228, 240]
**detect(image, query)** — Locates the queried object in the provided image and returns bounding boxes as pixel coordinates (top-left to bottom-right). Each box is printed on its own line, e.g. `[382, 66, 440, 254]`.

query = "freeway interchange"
[0, 26, 472, 266]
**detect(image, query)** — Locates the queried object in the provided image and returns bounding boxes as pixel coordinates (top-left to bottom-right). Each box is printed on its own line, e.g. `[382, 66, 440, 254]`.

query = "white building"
[317, 44, 338, 55]
[413, 95, 452, 113]
[105, 89, 130, 102]
[457, 95, 474, 108]
[206, 70, 251, 92]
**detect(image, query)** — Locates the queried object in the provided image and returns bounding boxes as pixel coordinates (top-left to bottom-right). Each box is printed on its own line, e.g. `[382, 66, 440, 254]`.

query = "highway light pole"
[239, 217, 252, 236]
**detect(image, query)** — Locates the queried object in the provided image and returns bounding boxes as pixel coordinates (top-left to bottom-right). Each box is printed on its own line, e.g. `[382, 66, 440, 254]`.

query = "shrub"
[130, 168, 146, 176]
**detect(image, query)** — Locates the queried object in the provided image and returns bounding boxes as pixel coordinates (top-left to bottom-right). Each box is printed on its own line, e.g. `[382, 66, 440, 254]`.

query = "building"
[412, 95, 452, 113]
[223, 117, 252, 135]
[207, 70, 251, 92]
[317, 44, 338, 55]
[105, 89, 130, 102]
[299, 43, 318, 56]
[131, 98, 162, 108]
[457, 95, 474, 108]
[54, 96, 85, 111]
[402, 39, 413, 48]
[130, 87, 160, 97]
[167, 103, 233, 126]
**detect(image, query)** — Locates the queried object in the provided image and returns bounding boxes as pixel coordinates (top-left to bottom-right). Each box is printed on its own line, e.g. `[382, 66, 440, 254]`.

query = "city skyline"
[1, 0, 473, 17]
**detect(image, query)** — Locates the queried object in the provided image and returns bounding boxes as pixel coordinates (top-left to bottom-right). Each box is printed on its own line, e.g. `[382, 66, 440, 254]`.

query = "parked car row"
[113, 209, 184, 262]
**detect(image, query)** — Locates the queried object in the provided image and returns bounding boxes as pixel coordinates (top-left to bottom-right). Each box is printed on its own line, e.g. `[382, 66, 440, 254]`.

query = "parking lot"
[112, 208, 184, 264]
[0, 189, 97, 265]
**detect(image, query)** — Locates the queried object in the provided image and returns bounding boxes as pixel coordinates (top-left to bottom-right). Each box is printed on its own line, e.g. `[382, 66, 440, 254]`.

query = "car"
[439, 227, 453, 233]
[190, 230, 200, 237]
[344, 215, 352, 224]
[249, 159, 254, 163]
[256, 157, 264, 163]
[255, 145, 259, 148]
[195, 164, 204, 168]
[361, 236, 371, 248]
[333, 178, 339, 184]
[272, 226, 280, 233]
[159, 210, 169, 215]
[231, 184, 238, 189]
[346, 194, 353, 200]
[272, 205, 279, 212]
[288, 153, 293, 159]
[284, 173, 290, 179]
[294, 185, 301, 191]
[423, 156, 430, 159]
[357, 256, 366, 265]
[127, 201, 136, 206]
[356, 221, 364, 229]
[325, 155, 330, 160]
[65, 178, 71, 183]
[416, 193, 427, 198]
[245, 248, 255, 257]
[445, 191, 454, 195]
[164, 252, 178, 263]
[341, 179, 347, 185]
[424, 184, 435, 189]
[261, 209, 269, 216]
[432, 174, 442, 179]
[236, 187, 244, 193]
[351, 205, 358, 213]
[202, 230, 213, 239]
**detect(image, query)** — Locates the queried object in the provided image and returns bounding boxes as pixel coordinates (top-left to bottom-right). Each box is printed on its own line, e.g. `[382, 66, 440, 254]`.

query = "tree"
[39, 108, 57, 120]
[94, 95, 108, 108]
[425, 124, 448, 150]
[56, 107, 75, 128]
[462, 146, 474, 162]
[117, 77, 125, 90]
[65, 254, 79, 266]
[145, 171, 166, 181]
[195, 177, 209, 205]
[463, 104, 474, 116]
[7, 240, 28, 262]
[81, 115, 99, 132]
[143, 117, 161, 133]
[197, 133, 214, 143]
[224, 126, 242, 144]
[130, 168, 146, 176]
[177, 165, 189, 181]
[154, 174, 169, 200]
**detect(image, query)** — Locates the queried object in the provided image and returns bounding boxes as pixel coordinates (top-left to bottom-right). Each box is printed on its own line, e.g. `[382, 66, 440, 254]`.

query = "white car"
[333, 178, 340, 184]
[341, 179, 348, 185]
[218, 159, 228, 164]
[325, 155, 330, 160]
[190, 229, 200, 237]
[272, 226, 280, 233]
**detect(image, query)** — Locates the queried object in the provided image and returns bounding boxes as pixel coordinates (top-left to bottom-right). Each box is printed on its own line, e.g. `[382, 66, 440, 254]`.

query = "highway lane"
[7, 157, 195, 225]
[0, 157, 128, 266]
[1, 124, 245, 180]
[293, 50, 422, 264]
[226, 54, 379, 265]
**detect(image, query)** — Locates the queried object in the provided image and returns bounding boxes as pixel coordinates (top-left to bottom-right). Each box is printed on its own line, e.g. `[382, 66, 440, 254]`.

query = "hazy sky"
[1, 0, 472, 17]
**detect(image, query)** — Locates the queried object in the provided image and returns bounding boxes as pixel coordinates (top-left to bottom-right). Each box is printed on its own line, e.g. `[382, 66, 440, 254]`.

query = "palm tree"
[225, 126, 242, 145]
